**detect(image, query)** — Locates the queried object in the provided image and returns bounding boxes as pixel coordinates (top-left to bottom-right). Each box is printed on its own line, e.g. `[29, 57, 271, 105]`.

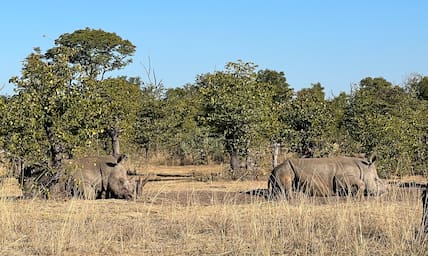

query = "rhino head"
[361, 155, 387, 196]
[106, 154, 134, 200]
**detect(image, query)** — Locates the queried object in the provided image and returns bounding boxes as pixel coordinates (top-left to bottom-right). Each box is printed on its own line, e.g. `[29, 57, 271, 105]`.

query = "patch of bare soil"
[141, 189, 265, 206]
[137, 178, 267, 206]
[136, 164, 225, 176]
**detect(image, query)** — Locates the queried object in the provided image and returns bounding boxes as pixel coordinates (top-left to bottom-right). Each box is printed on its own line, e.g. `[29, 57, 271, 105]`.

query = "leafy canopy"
[198, 60, 278, 154]
[46, 28, 136, 79]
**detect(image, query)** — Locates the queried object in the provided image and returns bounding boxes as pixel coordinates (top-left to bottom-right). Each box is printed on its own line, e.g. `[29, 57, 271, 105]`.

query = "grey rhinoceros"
[268, 155, 386, 199]
[61, 154, 134, 200]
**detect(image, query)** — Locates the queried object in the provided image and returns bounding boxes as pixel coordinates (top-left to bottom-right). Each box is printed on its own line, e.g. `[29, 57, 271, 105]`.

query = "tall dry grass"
[0, 182, 427, 255]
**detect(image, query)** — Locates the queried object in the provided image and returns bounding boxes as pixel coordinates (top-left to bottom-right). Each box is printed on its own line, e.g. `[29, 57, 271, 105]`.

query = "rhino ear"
[368, 154, 377, 164]
[361, 154, 376, 166]
[116, 154, 128, 164]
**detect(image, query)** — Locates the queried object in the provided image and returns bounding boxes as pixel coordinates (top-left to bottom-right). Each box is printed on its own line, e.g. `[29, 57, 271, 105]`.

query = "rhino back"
[288, 157, 362, 196]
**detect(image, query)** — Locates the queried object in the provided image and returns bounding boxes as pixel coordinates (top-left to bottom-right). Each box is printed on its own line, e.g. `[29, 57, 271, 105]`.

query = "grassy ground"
[1, 165, 428, 255]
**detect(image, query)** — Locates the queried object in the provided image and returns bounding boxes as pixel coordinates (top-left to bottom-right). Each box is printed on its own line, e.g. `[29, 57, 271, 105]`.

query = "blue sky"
[1, 1, 427, 96]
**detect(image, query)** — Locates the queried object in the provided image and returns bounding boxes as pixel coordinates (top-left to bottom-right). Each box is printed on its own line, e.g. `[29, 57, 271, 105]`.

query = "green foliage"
[406, 74, 428, 101]
[163, 86, 217, 164]
[345, 77, 427, 176]
[326, 92, 354, 154]
[256, 69, 293, 142]
[133, 81, 167, 157]
[96, 78, 143, 154]
[287, 83, 335, 157]
[46, 28, 136, 79]
[133, 82, 223, 164]
[6, 47, 81, 166]
[197, 61, 279, 169]
[0, 27, 426, 180]
[0, 96, 7, 149]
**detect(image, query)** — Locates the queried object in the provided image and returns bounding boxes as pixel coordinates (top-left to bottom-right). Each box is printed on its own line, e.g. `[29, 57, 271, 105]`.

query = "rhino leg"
[354, 180, 365, 199]
[81, 182, 97, 200]
[281, 175, 293, 199]
[342, 177, 366, 199]
[334, 173, 366, 198]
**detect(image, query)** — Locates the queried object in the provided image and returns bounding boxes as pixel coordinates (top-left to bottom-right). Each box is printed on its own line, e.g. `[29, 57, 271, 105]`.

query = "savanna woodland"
[1, 27, 428, 255]
[1, 28, 427, 183]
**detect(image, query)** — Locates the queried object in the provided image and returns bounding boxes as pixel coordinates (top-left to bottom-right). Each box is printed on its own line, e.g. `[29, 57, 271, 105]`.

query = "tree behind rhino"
[344, 77, 428, 176]
[197, 61, 291, 173]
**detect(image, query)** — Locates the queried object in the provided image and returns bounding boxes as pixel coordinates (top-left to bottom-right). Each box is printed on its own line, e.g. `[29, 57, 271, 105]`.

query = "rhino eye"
[119, 178, 125, 185]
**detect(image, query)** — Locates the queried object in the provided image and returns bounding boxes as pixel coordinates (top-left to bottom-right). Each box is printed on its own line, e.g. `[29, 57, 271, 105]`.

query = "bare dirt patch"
[140, 178, 267, 206]
[140, 164, 225, 175]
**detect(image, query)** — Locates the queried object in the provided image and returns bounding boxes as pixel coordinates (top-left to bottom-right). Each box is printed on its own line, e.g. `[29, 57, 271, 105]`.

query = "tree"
[345, 77, 399, 152]
[134, 77, 167, 159]
[344, 77, 427, 176]
[0, 95, 7, 149]
[256, 69, 293, 167]
[406, 74, 428, 101]
[198, 60, 277, 172]
[46, 28, 136, 80]
[97, 77, 143, 157]
[162, 85, 225, 165]
[287, 83, 335, 157]
[45, 28, 137, 156]
[8, 47, 80, 168]
[326, 92, 352, 154]
[4, 28, 137, 184]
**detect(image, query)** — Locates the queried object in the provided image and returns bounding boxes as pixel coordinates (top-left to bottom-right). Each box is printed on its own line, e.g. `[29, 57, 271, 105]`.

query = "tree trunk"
[43, 120, 64, 193]
[144, 144, 150, 160]
[43, 120, 63, 169]
[109, 127, 121, 157]
[245, 139, 252, 170]
[271, 141, 281, 169]
[51, 143, 64, 169]
[230, 149, 240, 171]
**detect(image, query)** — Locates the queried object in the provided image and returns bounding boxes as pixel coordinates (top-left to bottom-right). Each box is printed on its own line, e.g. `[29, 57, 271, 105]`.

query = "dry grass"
[1, 166, 428, 255]
[0, 178, 22, 198]
[0, 165, 7, 177]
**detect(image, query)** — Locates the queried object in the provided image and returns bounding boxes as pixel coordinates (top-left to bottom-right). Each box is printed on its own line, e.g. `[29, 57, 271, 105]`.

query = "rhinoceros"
[61, 154, 134, 200]
[268, 155, 386, 199]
